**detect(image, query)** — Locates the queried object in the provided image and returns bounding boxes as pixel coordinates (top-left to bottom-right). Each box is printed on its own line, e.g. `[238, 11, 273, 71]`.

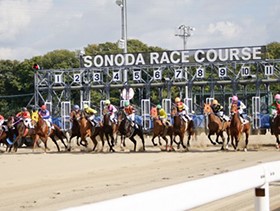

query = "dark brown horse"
[150, 108, 173, 151]
[171, 106, 196, 150]
[102, 112, 116, 152]
[116, 109, 145, 151]
[271, 103, 280, 148]
[78, 111, 104, 152]
[69, 110, 81, 149]
[230, 103, 251, 151]
[203, 103, 230, 150]
[48, 124, 68, 152]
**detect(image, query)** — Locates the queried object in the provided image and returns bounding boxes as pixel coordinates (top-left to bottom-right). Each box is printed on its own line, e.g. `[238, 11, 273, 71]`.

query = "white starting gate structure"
[162, 98, 172, 121]
[141, 99, 151, 131]
[184, 97, 193, 115]
[61, 101, 71, 131]
[252, 96, 261, 129]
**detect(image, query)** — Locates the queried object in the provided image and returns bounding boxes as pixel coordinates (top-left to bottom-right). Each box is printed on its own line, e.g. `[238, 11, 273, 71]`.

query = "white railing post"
[255, 166, 270, 211]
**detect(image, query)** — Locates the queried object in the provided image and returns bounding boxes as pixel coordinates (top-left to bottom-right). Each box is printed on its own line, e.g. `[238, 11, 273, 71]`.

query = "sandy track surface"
[0, 133, 279, 211]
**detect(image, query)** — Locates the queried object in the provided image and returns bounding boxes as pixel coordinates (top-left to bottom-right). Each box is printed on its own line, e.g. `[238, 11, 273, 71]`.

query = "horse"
[102, 112, 116, 152]
[203, 103, 231, 150]
[149, 107, 174, 151]
[9, 116, 37, 152]
[0, 116, 15, 151]
[116, 109, 145, 151]
[78, 111, 104, 152]
[48, 124, 69, 152]
[171, 106, 196, 150]
[230, 103, 251, 151]
[270, 103, 280, 148]
[69, 110, 81, 148]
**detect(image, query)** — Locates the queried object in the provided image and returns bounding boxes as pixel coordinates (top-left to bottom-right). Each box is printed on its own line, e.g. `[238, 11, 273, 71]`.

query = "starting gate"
[162, 98, 172, 121]
[205, 97, 214, 129]
[184, 98, 193, 115]
[141, 99, 151, 131]
[252, 96, 261, 129]
[61, 101, 71, 131]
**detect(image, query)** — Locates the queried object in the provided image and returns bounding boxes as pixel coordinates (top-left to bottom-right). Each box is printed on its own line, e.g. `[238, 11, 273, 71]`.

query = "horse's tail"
[187, 120, 198, 140]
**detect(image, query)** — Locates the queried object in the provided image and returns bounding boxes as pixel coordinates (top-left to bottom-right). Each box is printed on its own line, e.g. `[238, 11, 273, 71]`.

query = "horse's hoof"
[244, 148, 247, 152]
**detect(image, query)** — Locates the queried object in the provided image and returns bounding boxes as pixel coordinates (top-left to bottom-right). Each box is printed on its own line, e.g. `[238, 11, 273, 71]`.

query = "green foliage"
[0, 41, 279, 117]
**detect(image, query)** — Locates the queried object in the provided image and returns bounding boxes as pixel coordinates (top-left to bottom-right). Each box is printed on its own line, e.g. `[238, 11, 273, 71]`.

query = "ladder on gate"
[141, 99, 151, 131]
[252, 96, 261, 129]
[61, 101, 71, 131]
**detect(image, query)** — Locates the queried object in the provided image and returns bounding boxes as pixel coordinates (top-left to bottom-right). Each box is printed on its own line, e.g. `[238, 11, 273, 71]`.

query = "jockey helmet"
[124, 101, 130, 107]
[105, 100, 110, 105]
[83, 104, 89, 109]
[74, 105, 79, 110]
[156, 104, 161, 109]
[232, 96, 238, 102]
[22, 107, 27, 111]
[212, 99, 218, 105]
[274, 94, 280, 100]
[41, 105, 47, 110]
[175, 97, 181, 103]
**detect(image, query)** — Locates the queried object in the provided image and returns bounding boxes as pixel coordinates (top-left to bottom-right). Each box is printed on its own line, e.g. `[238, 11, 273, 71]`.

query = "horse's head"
[171, 105, 177, 117]
[203, 103, 212, 116]
[150, 107, 158, 119]
[276, 103, 280, 114]
[230, 103, 239, 115]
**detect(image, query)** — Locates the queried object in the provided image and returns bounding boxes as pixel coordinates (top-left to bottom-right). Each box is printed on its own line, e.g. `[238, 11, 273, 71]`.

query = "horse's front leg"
[275, 134, 280, 149]
[32, 134, 40, 152]
[151, 135, 158, 146]
[180, 134, 187, 151]
[208, 131, 216, 145]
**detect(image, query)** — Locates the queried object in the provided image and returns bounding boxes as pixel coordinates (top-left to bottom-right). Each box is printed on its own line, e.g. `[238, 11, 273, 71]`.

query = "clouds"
[0, 0, 279, 61]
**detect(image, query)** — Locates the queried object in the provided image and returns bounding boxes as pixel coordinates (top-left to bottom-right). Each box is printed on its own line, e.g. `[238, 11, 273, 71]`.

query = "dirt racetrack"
[0, 132, 280, 211]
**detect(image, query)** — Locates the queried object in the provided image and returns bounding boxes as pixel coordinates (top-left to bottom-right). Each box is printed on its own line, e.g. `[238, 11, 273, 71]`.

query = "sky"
[0, 0, 279, 61]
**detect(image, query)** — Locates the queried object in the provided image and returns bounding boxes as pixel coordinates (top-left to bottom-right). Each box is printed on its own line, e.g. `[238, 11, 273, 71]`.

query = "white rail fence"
[62, 161, 280, 211]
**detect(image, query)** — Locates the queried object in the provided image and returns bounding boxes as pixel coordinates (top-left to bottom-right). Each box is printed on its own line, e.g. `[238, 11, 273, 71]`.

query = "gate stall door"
[162, 98, 171, 121]
[184, 98, 193, 115]
[252, 96, 261, 129]
[61, 101, 71, 131]
[141, 99, 151, 131]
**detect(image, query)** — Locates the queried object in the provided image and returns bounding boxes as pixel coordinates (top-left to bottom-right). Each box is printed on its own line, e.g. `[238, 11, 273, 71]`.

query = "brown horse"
[10, 117, 37, 152]
[271, 103, 280, 148]
[171, 106, 196, 150]
[230, 103, 251, 151]
[150, 107, 174, 151]
[32, 115, 51, 152]
[78, 111, 104, 152]
[203, 103, 230, 150]
[48, 124, 68, 152]
[102, 112, 115, 152]
[69, 110, 81, 148]
[116, 109, 145, 151]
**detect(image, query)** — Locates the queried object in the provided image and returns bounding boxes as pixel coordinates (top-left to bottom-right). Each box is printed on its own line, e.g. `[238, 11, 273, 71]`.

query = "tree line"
[0, 40, 279, 117]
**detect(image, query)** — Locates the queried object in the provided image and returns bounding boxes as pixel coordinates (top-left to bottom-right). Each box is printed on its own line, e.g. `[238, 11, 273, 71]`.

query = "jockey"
[174, 97, 192, 122]
[124, 101, 138, 128]
[269, 94, 280, 120]
[104, 100, 118, 124]
[0, 115, 4, 128]
[70, 104, 81, 122]
[16, 107, 34, 129]
[231, 95, 247, 123]
[83, 104, 98, 126]
[211, 99, 230, 122]
[39, 104, 54, 129]
[156, 104, 170, 127]
[31, 106, 39, 122]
